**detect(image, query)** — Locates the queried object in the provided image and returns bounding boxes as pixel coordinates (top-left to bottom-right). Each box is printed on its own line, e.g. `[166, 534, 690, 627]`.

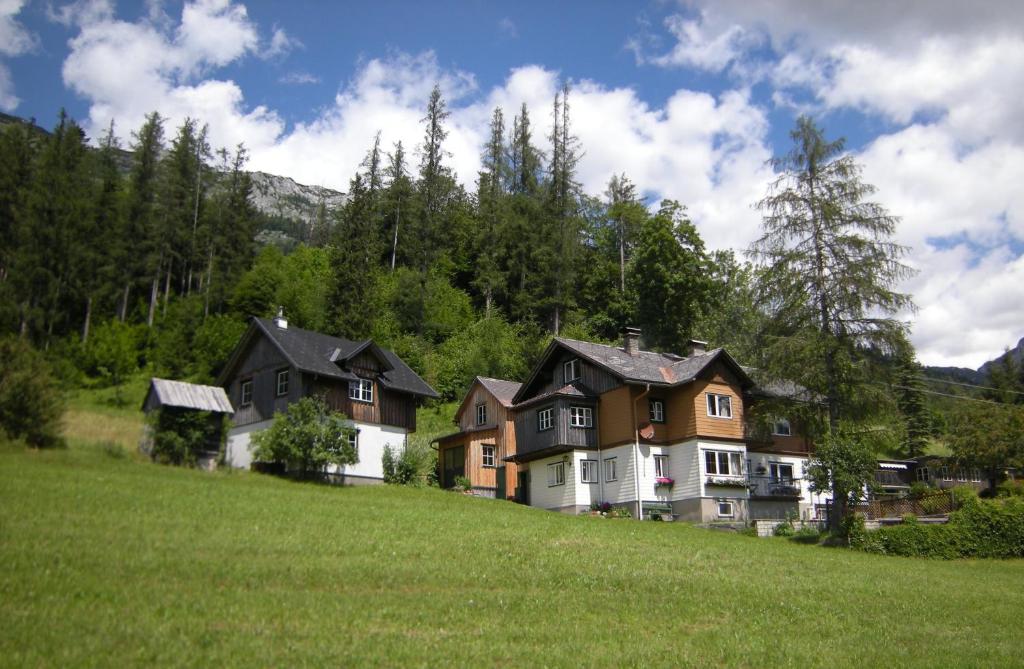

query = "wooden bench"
[642, 502, 674, 521]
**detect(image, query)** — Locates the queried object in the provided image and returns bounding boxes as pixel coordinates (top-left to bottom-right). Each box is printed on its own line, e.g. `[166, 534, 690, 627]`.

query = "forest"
[1, 85, 1022, 483]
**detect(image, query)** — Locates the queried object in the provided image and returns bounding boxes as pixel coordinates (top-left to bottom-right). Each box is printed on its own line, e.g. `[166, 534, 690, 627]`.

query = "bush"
[382, 438, 436, 486]
[149, 409, 225, 466]
[951, 485, 979, 508]
[0, 337, 64, 448]
[454, 475, 472, 492]
[773, 521, 795, 537]
[909, 481, 932, 499]
[252, 396, 356, 475]
[791, 525, 823, 544]
[902, 514, 918, 525]
[855, 497, 1024, 559]
[996, 480, 1024, 498]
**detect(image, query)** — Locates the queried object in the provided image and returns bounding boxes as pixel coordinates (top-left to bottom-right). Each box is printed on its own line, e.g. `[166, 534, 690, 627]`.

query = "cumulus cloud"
[265, 26, 300, 59]
[0, 0, 37, 110]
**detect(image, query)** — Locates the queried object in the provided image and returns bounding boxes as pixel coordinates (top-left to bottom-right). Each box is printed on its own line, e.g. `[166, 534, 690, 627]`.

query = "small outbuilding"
[141, 378, 235, 470]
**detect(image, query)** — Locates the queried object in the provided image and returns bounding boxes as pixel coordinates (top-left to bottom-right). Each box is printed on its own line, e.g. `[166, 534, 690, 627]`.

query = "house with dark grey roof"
[475, 327, 830, 522]
[216, 311, 438, 483]
[435, 376, 522, 498]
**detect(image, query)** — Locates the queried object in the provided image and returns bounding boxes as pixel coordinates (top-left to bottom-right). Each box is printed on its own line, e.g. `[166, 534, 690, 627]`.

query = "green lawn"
[2, 442, 1023, 667]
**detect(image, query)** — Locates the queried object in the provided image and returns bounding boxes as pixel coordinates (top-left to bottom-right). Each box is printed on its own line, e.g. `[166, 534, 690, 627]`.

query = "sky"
[2, 0, 1023, 369]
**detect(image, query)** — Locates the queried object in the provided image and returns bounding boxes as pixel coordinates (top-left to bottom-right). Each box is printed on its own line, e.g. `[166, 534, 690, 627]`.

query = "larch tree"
[748, 116, 915, 524]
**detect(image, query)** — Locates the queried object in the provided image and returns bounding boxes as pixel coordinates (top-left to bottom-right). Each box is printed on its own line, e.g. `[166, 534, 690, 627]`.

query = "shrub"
[791, 525, 823, 544]
[149, 409, 225, 466]
[0, 337, 64, 448]
[909, 481, 932, 499]
[951, 485, 980, 508]
[902, 514, 918, 525]
[773, 521, 795, 537]
[996, 480, 1024, 498]
[382, 438, 436, 486]
[454, 475, 472, 492]
[252, 396, 356, 475]
[609, 506, 632, 519]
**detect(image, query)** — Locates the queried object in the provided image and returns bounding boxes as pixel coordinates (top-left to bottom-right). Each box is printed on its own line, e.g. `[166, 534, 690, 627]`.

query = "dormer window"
[349, 379, 373, 403]
[706, 393, 732, 418]
[563, 358, 581, 383]
[475, 403, 487, 426]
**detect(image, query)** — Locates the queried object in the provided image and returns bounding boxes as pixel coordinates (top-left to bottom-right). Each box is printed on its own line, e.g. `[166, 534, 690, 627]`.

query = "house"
[435, 377, 522, 498]
[911, 457, 989, 492]
[140, 378, 234, 470]
[216, 311, 438, 483]
[494, 328, 827, 523]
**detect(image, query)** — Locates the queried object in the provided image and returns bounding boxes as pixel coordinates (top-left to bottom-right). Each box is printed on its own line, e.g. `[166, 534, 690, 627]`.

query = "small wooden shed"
[141, 378, 235, 470]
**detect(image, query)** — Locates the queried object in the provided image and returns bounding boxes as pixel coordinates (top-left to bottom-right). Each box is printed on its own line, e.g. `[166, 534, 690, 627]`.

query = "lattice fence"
[865, 492, 955, 519]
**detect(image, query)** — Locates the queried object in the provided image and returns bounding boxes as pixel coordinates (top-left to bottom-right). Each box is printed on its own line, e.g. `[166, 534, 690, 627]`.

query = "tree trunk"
[147, 272, 159, 327]
[619, 221, 626, 293]
[390, 198, 401, 272]
[120, 283, 131, 322]
[163, 259, 172, 317]
[82, 295, 92, 344]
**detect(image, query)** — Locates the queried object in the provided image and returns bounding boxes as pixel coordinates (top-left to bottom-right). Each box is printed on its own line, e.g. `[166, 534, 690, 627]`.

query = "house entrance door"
[442, 445, 465, 489]
[517, 470, 529, 505]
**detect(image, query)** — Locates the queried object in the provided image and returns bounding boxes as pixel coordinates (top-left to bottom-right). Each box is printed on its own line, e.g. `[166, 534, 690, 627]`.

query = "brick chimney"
[623, 327, 641, 356]
[686, 339, 708, 356]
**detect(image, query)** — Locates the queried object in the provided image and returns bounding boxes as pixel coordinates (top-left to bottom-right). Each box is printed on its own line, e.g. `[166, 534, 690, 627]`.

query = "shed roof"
[476, 377, 522, 408]
[144, 378, 234, 414]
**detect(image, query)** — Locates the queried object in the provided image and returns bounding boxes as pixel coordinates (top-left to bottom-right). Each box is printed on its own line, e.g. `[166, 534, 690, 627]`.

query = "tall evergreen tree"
[0, 119, 36, 329]
[383, 141, 413, 272]
[80, 120, 123, 343]
[893, 336, 931, 456]
[122, 112, 164, 324]
[472, 107, 510, 314]
[749, 116, 915, 523]
[329, 172, 383, 339]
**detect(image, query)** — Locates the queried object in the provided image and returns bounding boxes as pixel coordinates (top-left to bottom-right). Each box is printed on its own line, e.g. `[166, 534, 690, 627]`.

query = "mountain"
[923, 336, 1024, 387]
[0, 111, 347, 239]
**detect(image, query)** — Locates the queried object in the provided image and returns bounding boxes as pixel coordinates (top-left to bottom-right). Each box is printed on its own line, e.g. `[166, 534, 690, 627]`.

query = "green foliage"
[996, 479, 1024, 498]
[806, 422, 881, 515]
[951, 485, 979, 507]
[856, 497, 1024, 558]
[773, 521, 795, 537]
[252, 396, 357, 475]
[909, 481, 932, 499]
[0, 337, 64, 448]
[428, 314, 530, 400]
[82, 319, 141, 387]
[382, 438, 436, 486]
[454, 475, 472, 492]
[148, 408, 222, 466]
[946, 402, 1024, 490]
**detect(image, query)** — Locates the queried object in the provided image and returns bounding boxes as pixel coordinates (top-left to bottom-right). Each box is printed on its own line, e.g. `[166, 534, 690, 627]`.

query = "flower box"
[706, 476, 748, 488]
[655, 477, 674, 487]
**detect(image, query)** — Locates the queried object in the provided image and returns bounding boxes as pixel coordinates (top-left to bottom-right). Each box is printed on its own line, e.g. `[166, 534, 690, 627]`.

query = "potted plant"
[655, 476, 674, 488]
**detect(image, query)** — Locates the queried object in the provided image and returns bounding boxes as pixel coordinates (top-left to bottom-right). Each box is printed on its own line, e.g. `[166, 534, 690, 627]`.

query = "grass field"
[2, 441, 1024, 667]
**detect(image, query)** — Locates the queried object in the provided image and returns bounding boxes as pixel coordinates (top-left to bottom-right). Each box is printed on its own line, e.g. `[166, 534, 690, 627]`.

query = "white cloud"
[265, 26, 300, 59]
[648, 11, 754, 72]
[279, 71, 319, 85]
[0, 0, 37, 110]
[498, 17, 517, 39]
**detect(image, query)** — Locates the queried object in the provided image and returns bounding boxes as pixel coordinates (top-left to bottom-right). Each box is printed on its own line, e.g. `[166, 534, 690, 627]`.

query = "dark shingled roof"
[476, 377, 522, 408]
[514, 380, 598, 409]
[246, 318, 438, 398]
[553, 336, 738, 385]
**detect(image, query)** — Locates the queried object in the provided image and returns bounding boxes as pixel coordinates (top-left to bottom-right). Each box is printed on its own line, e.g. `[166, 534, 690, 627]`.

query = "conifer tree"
[383, 141, 413, 272]
[123, 112, 164, 324]
[473, 107, 510, 315]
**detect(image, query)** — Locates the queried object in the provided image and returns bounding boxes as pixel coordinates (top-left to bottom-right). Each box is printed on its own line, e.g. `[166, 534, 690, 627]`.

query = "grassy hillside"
[2, 443, 1023, 667]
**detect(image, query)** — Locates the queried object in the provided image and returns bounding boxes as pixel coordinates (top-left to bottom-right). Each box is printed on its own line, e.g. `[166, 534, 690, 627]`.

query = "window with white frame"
[971, 469, 982, 483]
[772, 418, 791, 436]
[649, 399, 665, 423]
[275, 369, 289, 397]
[481, 444, 495, 468]
[581, 459, 598, 484]
[604, 457, 617, 482]
[706, 393, 732, 418]
[569, 406, 593, 428]
[917, 467, 930, 482]
[769, 462, 795, 481]
[717, 500, 735, 518]
[349, 379, 373, 403]
[563, 358, 581, 383]
[475, 403, 487, 426]
[346, 429, 358, 454]
[941, 467, 952, 482]
[654, 454, 669, 478]
[705, 450, 743, 477]
[240, 379, 253, 406]
[957, 469, 968, 482]
[547, 461, 565, 486]
[537, 407, 554, 431]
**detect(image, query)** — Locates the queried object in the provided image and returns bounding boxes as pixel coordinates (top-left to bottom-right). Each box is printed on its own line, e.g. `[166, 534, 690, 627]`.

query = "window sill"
[348, 398, 373, 404]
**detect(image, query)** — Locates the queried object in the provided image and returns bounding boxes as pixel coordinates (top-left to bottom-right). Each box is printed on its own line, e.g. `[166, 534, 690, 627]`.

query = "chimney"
[273, 306, 288, 330]
[623, 327, 641, 356]
[686, 339, 708, 356]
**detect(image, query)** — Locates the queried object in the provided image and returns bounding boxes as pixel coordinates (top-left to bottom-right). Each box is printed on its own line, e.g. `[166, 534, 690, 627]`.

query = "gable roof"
[513, 379, 598, 409]
[218, 318, 438, 398]
[512, 336, 754, 404]
[477, 377, 522, 408]
[143, 378, 234, 414]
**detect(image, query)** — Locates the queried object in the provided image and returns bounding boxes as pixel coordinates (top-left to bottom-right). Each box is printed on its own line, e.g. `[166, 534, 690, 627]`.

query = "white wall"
[225, 419, 407, 481]
[697, 440, 750, 501]
[746, 451, 833, 515]
[529, 453, 579, 511]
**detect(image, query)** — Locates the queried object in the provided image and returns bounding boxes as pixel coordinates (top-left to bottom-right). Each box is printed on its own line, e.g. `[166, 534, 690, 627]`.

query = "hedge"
[853, 497, 1024, 559]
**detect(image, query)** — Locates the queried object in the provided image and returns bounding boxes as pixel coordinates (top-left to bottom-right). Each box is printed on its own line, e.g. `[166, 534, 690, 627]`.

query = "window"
[717, 501, 735, 518]
[916, 467, 930, 482]
[649, 399, 665, 423]
[769, 462, 794, 481]
[537, 407, 554, 431]
[581, 459, 598, 484]
[475, 403, 487, 426]
[563, 358, 581, 383]
[971, 469, 982, 483]
[705, 450, 743, 476]
[604, 457, 618, 482]
[706, 393, 732, 418]
[349, 379, 373, 403]
[275, 369, 289, 397]
[957, 469, 968, 483]
[482, 444, 495, 468]
[772, 418, 791, 436]
[547, 461, 565, 486]
[569, 406, 593, 428]
[346, 429, 358, 454]
[941, 467, 952, 482]
[240, 379, 253, 407]
[654, 454, 669, 478]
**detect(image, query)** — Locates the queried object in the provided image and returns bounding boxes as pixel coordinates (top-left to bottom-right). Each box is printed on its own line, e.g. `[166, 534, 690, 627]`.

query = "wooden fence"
[865, 492, 955, 519]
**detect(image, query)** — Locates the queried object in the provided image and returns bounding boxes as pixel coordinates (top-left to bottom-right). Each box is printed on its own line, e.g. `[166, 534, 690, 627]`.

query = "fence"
[865, 491, 955, 519]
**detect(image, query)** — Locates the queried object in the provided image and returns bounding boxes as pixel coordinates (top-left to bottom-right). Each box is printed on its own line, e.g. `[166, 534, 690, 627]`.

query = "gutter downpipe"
[632, 383, 651, 520]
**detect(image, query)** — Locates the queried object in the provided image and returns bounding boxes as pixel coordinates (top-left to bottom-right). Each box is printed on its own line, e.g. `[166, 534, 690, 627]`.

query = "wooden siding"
[348, 350, 383, 376]
[525, 351, 622, 400]
[599, 385, 635, 447]
[457, 384, 502, 432]
[228, 334, 299, 426]
[444, 381, 522, 497]
[514, 397, 598, 458]
[314, 381, 417, 431]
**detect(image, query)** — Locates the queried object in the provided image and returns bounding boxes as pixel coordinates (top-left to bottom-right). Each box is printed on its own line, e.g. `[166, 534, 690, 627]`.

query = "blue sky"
[2, 0, 1023, 368]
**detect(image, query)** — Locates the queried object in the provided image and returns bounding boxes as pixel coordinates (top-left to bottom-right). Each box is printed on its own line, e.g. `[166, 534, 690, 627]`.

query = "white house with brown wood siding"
[217, 313, 438, 483]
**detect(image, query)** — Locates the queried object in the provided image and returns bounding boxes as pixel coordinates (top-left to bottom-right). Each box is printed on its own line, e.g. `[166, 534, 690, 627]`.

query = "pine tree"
[329, 173, 381, 339]
[122, 112, 164, 324]
[0, 119, 36, 330]
[749, 116, 915, 523]
[893, 337, 931, 457]
[80, 120, 123, 343]
[472, 107, 510, 315]
[383, 141, 413, 272]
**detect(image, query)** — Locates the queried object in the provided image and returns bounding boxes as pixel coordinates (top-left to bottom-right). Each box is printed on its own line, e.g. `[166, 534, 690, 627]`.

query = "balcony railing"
[747, 476, 803, 499]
